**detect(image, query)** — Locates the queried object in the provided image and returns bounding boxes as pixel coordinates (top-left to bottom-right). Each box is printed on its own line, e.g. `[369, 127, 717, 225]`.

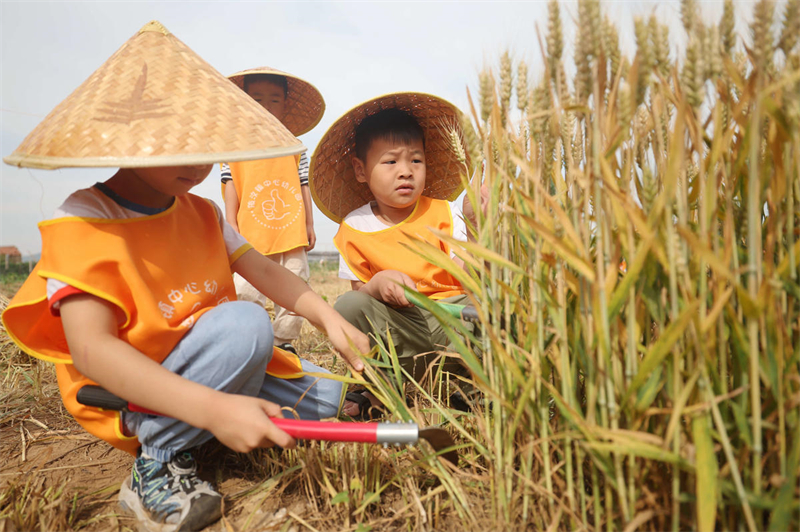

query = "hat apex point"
[139, 20, 170, 35]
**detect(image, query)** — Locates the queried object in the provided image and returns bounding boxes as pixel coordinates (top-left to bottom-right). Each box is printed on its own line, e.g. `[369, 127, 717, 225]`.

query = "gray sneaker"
[119, 450, 221, 532]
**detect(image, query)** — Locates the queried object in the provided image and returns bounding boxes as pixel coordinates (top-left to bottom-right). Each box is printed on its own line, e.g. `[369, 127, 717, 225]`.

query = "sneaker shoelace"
[134, 452, 207, 521]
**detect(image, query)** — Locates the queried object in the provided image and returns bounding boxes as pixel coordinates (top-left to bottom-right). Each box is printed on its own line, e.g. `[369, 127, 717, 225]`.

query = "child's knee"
[219, 301, 274, 369]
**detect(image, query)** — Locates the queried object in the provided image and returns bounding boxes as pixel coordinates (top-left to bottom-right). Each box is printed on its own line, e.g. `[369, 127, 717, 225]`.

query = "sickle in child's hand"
[75, 385, 458, 465]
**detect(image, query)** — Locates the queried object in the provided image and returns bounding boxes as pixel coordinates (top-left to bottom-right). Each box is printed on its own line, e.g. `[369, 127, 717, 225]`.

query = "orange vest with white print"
[1, 194, 302, 455]
[334, 196, 464, 300]
[229, 155, 308, 255]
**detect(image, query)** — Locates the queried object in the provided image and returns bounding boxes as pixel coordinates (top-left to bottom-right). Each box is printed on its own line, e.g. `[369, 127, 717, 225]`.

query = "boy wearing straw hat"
[310, 93, 484, 418]
[2, 22, 367, 532]
[220, 67, 325, 356]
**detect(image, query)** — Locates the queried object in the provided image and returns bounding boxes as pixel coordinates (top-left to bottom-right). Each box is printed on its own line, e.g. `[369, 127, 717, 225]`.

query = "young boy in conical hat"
[220, 67, 324, 356]
[309, 92, 486, 418]
[2, 22, 367, 532]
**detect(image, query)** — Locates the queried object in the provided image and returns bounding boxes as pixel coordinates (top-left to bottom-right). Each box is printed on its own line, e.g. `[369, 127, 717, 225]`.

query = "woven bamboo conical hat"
[309, 92, 468, 223]
[3, 21, 303, 170]
[228, 66, 325, 136]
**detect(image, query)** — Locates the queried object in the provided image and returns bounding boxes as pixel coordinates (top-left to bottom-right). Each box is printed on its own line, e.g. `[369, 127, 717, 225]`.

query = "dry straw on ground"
[3, 0, 800, 530]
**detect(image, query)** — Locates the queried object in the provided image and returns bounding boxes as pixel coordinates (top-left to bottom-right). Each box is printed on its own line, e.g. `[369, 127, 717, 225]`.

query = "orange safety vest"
[228, 155, 308, 255]
[334, 196, 464, 300]
[1, 194, 302, 455]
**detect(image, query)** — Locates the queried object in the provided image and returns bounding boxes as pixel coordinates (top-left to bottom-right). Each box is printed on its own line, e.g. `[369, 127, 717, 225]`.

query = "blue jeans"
[124, 301, 344, 461]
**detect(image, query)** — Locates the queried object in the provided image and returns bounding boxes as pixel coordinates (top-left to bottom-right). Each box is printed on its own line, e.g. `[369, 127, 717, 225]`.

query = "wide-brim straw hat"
[310, 92, 468, 223]
[3, 21, 303, 170]
[228, 66, 325, 137]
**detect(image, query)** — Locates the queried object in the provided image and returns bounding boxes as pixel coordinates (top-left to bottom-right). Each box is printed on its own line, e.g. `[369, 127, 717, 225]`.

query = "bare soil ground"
[0, 265, 353, 532]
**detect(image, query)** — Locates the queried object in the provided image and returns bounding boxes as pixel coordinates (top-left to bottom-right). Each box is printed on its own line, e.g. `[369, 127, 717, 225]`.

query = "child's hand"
[305, 222, 316, 251]
[204, 393, 296, 452]
[365, 270, 416, 307]
[325, 319, 369, 372]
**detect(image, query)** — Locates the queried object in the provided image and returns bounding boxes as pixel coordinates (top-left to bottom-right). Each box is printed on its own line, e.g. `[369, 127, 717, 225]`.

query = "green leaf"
[634, 365, 664, 411]
[358, 491, 380, 509]
[584, 441, 688, 467]
[331, 491, 350, 505]
[608, 233, 654, 319]
[693, 413, 718, 532]
[735, 284, 762, 319]
[729, 400, 752, 447]
[769, 420, 800, 530]
[726, 308, 750, 371]
[626, 300, 700, 400]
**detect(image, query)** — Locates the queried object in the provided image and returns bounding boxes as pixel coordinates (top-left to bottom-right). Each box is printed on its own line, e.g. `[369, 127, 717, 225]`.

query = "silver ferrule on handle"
[375, 423, 419, 444]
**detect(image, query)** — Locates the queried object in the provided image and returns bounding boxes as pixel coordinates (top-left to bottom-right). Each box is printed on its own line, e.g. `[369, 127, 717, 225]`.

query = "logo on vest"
[262, 189, 290, 221]
[157, 277, 230, 328]
[246, 179, 303, 230]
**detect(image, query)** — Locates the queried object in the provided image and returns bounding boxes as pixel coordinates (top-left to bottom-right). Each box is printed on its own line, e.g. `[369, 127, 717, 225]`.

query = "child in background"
[309, 93, 484, 418]
[2, 22, 367, 532]
[221, 67, 325, 355]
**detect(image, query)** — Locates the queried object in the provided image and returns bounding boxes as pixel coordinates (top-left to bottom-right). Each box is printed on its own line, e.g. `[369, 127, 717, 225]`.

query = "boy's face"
[131, 164, 213, 199]
[352, 136, 426, 219]
[246, 80, 287, 122]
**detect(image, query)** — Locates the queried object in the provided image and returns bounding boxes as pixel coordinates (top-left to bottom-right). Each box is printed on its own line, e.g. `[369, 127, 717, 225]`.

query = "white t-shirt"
[46, 184, 247, 308]
[337, 199, 467, 281]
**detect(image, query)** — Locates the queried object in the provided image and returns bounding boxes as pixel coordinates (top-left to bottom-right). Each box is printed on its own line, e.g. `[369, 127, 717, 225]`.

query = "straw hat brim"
[3, 147, 305, 170]
[309, 92, 468, 223]
[228, 67, 325, 137]
[4, 21, 303, 170]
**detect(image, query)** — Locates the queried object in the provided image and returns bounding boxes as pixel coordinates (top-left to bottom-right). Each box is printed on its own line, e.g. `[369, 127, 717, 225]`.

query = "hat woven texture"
[228, 66, 325, 137]
[310, 92, 467, 223]
[4, 21, 303, 170]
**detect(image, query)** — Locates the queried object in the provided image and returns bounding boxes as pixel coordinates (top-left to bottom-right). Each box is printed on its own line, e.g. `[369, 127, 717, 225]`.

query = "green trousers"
[333, 290, 476, 382]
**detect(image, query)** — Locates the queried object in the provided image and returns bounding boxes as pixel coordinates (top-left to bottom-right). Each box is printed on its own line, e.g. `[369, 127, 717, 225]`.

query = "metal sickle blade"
[418, 428, 459, 465]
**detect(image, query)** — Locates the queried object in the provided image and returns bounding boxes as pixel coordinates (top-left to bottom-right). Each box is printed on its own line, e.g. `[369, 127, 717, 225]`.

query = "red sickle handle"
[271, 418, 379, 443]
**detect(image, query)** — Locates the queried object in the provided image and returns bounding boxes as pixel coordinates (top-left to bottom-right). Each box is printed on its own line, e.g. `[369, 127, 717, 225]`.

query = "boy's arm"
[60, 294, 295, 452]
[223, 181, 240, 233]
[233, 249, 368, 370]
[301, 185, 316, 251]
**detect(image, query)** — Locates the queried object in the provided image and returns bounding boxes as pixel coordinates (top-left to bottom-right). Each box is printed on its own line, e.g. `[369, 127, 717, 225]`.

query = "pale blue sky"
[1, 0, 732, 256]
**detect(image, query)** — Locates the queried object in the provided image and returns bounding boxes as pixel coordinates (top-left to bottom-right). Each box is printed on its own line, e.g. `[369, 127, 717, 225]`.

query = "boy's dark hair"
[354, 109, 425, 161]
[243, 74, 289, 96]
